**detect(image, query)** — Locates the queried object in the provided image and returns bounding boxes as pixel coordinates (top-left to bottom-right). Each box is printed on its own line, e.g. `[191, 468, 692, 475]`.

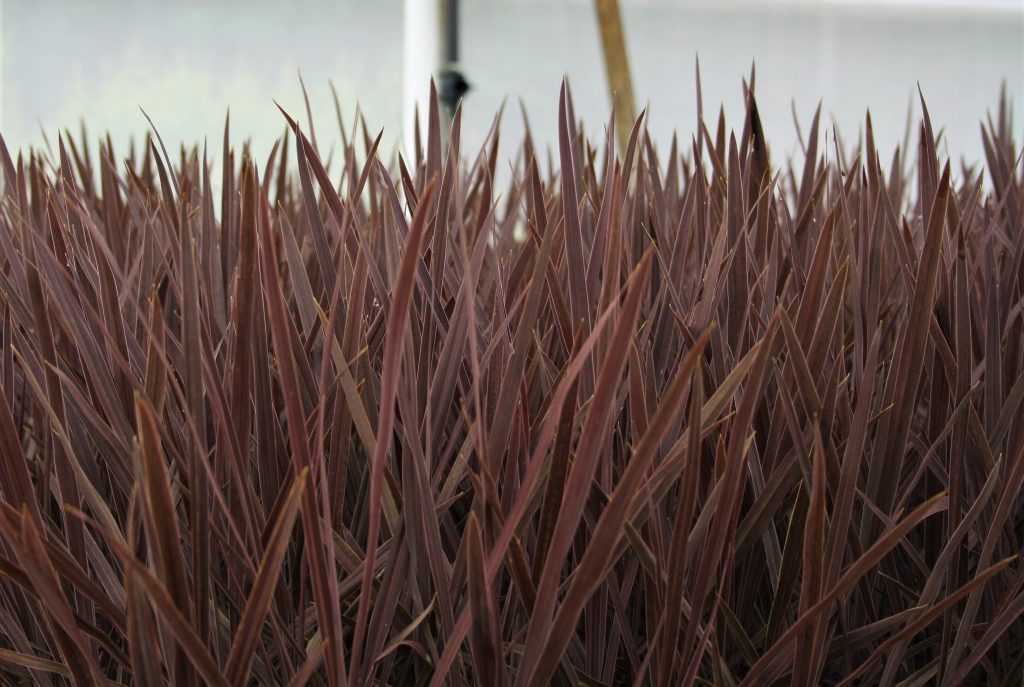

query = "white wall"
[1, 0, 1021, 171]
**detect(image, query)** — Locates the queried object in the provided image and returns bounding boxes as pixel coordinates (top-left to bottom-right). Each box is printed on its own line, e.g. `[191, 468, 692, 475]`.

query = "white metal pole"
[403, 0, 439, 158]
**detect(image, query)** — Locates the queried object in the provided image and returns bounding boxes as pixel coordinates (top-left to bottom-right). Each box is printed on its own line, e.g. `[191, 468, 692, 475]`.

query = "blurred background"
[1, 0, 1021, 169]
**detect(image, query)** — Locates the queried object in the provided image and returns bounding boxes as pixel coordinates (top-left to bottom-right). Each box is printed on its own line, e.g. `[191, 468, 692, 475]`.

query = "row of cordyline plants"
[0, 75, 1021, 686]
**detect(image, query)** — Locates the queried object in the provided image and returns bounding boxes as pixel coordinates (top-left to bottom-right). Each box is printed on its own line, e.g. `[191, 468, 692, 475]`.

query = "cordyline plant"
[0, 73, 1021, 686]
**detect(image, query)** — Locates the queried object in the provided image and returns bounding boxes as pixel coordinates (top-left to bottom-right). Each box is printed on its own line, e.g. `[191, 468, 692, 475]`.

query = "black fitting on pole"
[438, 69, 469, 114]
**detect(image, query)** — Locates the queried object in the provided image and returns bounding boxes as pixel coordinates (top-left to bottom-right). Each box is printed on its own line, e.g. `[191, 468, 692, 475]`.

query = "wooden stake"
[594, 0, 637, 154]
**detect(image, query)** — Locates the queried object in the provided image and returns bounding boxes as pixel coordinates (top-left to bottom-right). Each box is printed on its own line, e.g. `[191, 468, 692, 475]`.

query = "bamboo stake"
[594, 0, 637, 154]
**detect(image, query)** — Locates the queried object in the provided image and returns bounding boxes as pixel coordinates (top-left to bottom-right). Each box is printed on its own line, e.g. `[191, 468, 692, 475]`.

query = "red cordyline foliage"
[0, 76, 1021, 686]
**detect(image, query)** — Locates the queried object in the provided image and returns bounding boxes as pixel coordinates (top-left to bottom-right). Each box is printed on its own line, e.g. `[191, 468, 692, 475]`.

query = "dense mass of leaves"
[0, 76, 1021, 685]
